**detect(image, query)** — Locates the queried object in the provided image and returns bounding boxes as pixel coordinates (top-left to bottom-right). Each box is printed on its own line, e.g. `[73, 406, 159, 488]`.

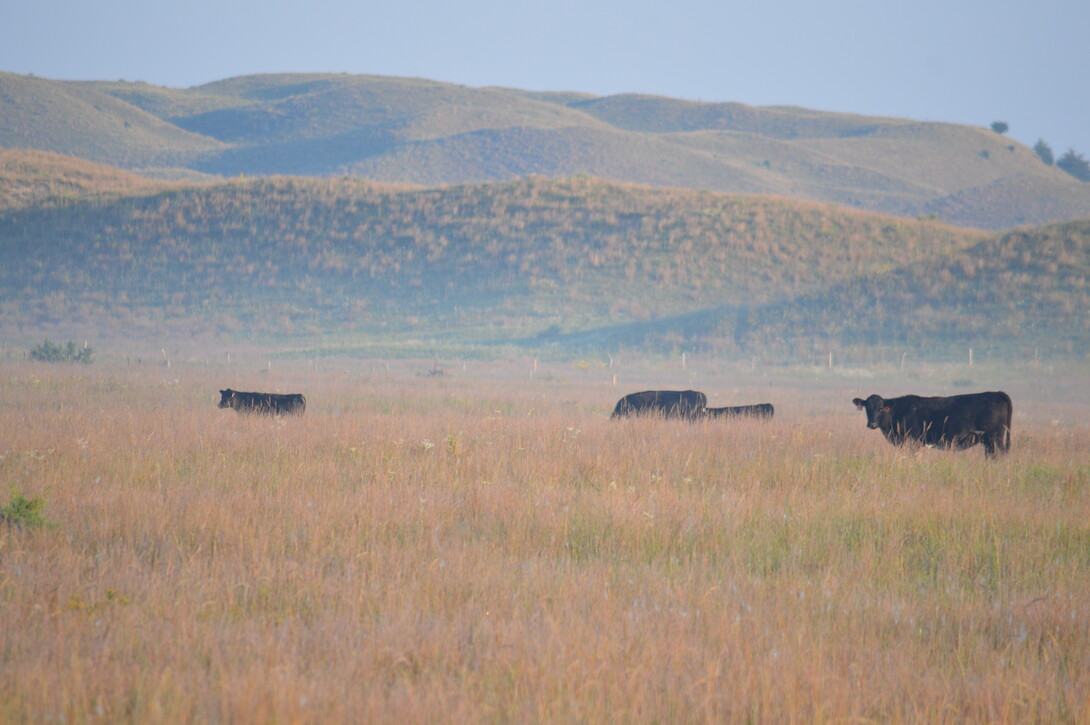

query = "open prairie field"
[1, 354, 1088, 723]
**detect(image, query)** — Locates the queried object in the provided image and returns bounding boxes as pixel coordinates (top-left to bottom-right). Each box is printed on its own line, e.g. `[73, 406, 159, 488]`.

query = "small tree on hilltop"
[990, 121, 1009, 134]
[1033, 139, 1054, 166]
[1057, 149, 1090, 182]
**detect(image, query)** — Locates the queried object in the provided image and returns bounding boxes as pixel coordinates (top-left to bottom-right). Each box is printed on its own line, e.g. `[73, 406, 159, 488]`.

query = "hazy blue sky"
[3, 0, 1088, 157]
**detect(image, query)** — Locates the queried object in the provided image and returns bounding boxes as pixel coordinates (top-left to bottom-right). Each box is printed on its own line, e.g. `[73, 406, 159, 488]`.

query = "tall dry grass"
[1, 357, 1088, 723]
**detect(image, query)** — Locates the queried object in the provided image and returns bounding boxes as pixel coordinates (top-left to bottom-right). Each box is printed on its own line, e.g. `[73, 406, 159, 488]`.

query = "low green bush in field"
[0, 490, 54, 529]
[29, 339, 93, 364]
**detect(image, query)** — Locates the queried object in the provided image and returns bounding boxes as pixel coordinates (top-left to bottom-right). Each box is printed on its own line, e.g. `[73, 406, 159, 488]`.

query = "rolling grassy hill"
[843, 219, 1090, 346]
[0, 149, 169, 210]
[4, 150, 1086, 361]
[2, 71, 1088, 229]
[711, 219, 1090, 360]
[0, 73, 225, 171]
[502, 219, 1090, 362]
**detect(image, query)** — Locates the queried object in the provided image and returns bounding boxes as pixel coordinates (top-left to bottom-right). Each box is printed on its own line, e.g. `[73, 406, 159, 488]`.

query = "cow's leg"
[955, 432, 980, 451]
[986, 428, 1011, 457]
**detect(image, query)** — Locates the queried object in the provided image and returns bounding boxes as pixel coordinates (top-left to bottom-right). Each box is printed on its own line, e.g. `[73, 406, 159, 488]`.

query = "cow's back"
[887, 391, 1011, 453]
[705, 403, 774, 419]
[904, 392, 1010, 427]
[611, 390, 706, 419]
[220, 389, 306, 415]
[275, 393, 306, 415]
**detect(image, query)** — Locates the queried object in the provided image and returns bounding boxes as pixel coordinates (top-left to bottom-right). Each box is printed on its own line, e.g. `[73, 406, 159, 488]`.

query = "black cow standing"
[611, 390, 707, 420]
[704, 403, 774, 419]
[852, 391, 1011, 458]
[219, 389, 306, 416]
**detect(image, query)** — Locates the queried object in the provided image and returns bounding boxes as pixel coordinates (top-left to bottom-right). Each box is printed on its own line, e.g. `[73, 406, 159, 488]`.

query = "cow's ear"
[881, 405, 891, 412]
[852, 398, 864, 410]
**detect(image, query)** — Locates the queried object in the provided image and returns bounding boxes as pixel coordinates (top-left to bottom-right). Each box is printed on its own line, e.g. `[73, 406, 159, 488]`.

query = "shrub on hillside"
[29, 339, 93, 364]
[1034, 139, 1054, 166]
[1057, 149, 1090, 182]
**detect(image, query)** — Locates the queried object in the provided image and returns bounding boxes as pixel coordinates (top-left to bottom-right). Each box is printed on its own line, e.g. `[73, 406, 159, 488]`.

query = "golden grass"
[0, 149, 172, 212]
[1, 357, 1088, 723]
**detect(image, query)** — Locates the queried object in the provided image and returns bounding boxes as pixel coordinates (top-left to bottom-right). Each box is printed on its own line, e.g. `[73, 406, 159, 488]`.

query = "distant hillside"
[0, 73, 224, 171]
[483, 219, 1090, 362]
[1, 71, 1087, 229]
[0, 150, 171, 210]
[715, 220, 1090, 360]
[3, 159, 1011, 356]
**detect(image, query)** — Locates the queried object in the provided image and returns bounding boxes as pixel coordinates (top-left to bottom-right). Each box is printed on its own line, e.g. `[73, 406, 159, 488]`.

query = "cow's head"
[218, 389, 236, 409]
[852, 394, 890, 430]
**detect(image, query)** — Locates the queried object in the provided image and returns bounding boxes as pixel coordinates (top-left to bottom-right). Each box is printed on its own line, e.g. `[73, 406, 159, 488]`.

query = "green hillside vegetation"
[2, 72, 1087, 229]
[2, 151, 1086, 360]
[716, 220, 1090, 359]
[0, 163, 977, 337]
[13, 153, 1086, 361]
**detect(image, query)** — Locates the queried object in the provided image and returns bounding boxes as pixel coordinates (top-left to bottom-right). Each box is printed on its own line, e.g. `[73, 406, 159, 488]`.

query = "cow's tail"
[999, 391, 1013, 453]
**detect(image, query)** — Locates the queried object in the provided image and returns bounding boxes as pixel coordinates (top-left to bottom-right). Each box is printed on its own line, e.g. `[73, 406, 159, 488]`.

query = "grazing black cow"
[852, 391, 1011, 458]
[704, 403, 774, 419]
[611, 390, 707, 420]
[218, 389, 306, 416]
